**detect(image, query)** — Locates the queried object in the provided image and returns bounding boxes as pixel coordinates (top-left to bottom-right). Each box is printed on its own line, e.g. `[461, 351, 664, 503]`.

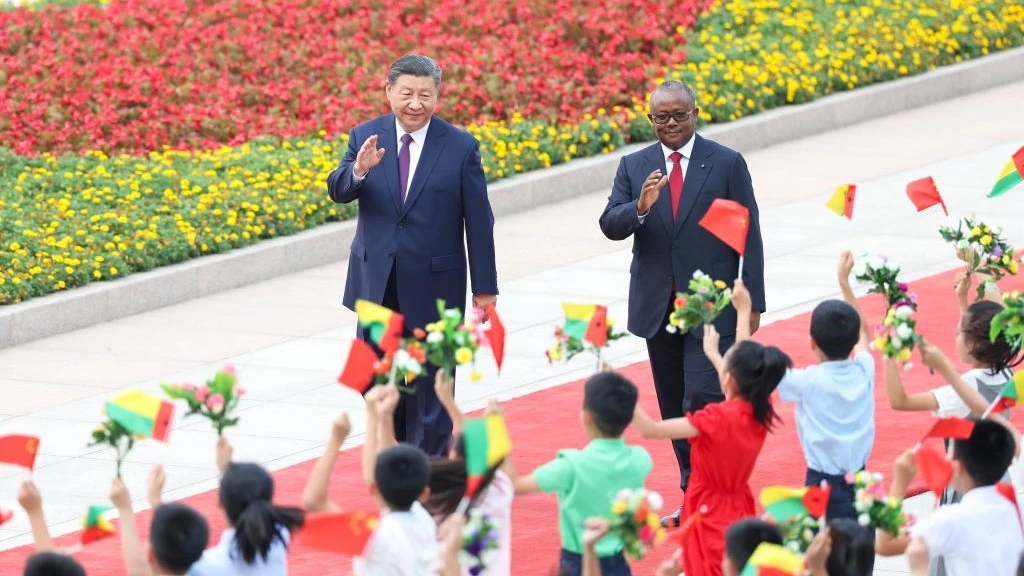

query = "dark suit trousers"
[359, 264, 453, 457]
[646, 297, 732, 492]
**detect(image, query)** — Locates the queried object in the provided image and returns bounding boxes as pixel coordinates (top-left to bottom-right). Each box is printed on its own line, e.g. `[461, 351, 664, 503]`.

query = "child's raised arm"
[435, 370, 464, 432]
[302, 412, 350, 513]
[883, 359, 940, 412]
[838, 251, 870, 353]
[17, 480, 54, 553]
[111, 477, 152, 576]
[732, 280, 753, 343]
[632, 405, 699, 440]
[703, 325, 725, 374]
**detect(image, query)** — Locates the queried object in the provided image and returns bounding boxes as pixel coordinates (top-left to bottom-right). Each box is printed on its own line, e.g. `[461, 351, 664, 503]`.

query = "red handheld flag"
[585, 305, 609, 348]
[485, 304, 506, 373]
[914, 444, 954, 498]
[698, 199, 750, 256]
[803, 484, 831, 519]
[906, 177, 948, 216]
[298, 510, 379, 556]
[338, 340, 380, 393]
[922, 418, 975, 441]
[0, 435, 39, 470]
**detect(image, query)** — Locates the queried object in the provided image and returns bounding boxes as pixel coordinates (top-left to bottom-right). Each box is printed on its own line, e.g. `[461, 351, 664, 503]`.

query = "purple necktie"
[398, 133, 413, 202]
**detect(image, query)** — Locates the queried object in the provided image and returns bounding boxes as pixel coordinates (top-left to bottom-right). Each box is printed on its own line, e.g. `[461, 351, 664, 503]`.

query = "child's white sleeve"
[910, 507, 957, 560]
[930, 385, 971, 419]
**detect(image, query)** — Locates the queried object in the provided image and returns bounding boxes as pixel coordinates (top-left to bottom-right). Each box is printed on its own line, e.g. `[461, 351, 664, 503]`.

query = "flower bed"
[1, 0, 1023, 305]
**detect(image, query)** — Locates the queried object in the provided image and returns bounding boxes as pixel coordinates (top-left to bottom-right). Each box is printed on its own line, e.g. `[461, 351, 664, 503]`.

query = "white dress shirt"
[911, 484, 1024, 576]
[638, 133, 696, 221]
[352, 119, 431, 198]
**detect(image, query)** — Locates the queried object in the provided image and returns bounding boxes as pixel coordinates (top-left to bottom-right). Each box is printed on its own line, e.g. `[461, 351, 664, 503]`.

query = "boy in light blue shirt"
[778, 251, 875, 520]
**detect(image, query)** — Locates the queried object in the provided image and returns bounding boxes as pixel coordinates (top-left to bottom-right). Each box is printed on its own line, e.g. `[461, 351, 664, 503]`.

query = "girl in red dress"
[633, 282, 791, 576]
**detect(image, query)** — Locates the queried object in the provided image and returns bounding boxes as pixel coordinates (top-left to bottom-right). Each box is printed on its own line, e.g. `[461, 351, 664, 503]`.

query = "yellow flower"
[897, 348, 912, 362]
[469, 370, 483, 382]
[606, 317, 615, 329]
[646, 513, 660, 529]
[888, 497, 901, 509]
[970, 226, 982, 237]
[611, 501, 627, 515]
[980, 235, 993, 246]
[548, 347, 562, 361]
[714, 280, 727, 289]
[873, 337, 888, 349]
[454, 347, 473, 365]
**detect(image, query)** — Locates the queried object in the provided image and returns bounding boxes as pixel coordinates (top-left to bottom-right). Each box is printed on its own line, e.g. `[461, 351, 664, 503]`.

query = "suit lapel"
[674, 134, 714, 237]
[378, 116, 402, 214]
[641, 144, 674, 239]
[400, 121, 448, 217]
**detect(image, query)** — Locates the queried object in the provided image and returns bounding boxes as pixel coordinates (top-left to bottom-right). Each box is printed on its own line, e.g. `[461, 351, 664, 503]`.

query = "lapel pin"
[700, 163, 705, 169]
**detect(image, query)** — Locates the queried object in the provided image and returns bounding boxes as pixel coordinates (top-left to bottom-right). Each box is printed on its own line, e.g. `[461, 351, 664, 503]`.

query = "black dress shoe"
[661, 505, 683, 528]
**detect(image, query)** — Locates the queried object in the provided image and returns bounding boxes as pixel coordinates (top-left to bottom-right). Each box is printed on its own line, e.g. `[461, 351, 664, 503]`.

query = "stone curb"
[2, 46, 1023, 348]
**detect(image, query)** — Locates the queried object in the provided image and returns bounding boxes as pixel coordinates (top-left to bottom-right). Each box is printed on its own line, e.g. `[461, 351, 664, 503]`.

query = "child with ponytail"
[633, 280, 792, 576]
[186, 438, 304, 576]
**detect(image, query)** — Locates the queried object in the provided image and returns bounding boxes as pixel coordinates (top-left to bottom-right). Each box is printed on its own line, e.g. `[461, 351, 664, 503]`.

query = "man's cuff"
[352, 170, 367, 183]
[637, 205, 649, 224]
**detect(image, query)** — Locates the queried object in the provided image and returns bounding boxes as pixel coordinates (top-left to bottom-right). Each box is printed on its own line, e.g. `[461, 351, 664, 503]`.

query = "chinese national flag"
[906, 177, 948, 215]
[0, 435, 39, 470]
[485, 305, 506, 373]
[298, 510, 379, 556]
[585, 305, 609, 348]
[338, 340, 379, 393]
[698, 199, 750, 256]
[914, 444, 954, 498]
[922, 418, 975, 441]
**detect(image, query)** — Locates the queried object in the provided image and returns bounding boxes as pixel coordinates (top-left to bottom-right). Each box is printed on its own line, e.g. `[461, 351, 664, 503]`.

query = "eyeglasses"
[648, 110, 695, 125]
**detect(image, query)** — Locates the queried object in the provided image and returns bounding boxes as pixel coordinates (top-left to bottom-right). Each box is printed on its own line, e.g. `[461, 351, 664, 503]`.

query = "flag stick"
[981, 396, 1000, 419]
[387, 357, 398, 387]
[454, 495, 471, 517]
[737, 254, 745, 281]
[596, 346, 603, 374]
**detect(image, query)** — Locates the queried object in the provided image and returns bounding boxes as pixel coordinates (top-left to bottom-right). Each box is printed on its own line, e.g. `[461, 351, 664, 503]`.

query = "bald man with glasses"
[599, 80, 766, 527]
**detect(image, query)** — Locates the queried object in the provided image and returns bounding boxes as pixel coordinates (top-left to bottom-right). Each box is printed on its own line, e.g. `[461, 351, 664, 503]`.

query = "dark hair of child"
[426, 434, 501, 520]
[150, 503, 211, 574]
[724, 519, 783, 569]
[375, 444, 431, 512]
[809, 299, 861, 360]
[582, 371, 639, 437]
[961, 301, 1023, 374]
[952, 418, 1015, 486]
[725, 340, 792, 429]
[23, 552, 86, 576]
[219, 463, 305, 564]
[825, 518, 876, 576]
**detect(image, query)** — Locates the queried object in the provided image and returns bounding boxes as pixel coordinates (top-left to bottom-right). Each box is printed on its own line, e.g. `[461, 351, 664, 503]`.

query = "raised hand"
[435, 370, 456, 408]
[17, 480, 42, 514]
[636, 169, 669, 215]
[110, 477, 132, 511]
[375, 385, 401, 419]
[919, 340, 950, 373]
[582, 517, 611, 549]
[353, 135, 386, 177]
[838, 250, 855, 286]
[731, 279, 752, 313]
[331, 412, 352, 444]
[702, 324, 721, 360]
[216, 436, 234, 474]
[148, 465, 166, 509]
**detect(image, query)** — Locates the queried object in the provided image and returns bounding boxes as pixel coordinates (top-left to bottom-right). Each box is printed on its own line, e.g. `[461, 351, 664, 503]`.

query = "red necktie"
[669, 151, 684, 220]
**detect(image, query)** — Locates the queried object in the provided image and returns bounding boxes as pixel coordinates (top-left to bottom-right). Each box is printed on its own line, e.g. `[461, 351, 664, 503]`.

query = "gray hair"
[387, 55, 442, 88]
[650, 80, 696, 105]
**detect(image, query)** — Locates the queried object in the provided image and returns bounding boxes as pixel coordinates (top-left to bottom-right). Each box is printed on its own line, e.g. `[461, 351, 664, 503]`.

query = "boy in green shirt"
[514, 371, 653, 575]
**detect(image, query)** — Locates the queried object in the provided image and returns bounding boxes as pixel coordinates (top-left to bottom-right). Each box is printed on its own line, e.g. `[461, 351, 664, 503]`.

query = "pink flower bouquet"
[162, 366, 245, 436]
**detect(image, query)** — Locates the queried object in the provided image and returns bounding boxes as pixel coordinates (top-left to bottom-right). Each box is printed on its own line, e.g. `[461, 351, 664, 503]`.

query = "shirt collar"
[960, 484, 1006, 504]
[661, 132, 696, 162]
[585, 437, 627, 452]
[396, 117, 431, 145]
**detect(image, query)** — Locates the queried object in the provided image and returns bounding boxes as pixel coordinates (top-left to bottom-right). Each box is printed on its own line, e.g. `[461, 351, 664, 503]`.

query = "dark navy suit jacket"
[599, 134, 766, 340]
[327, 115, 498, 330]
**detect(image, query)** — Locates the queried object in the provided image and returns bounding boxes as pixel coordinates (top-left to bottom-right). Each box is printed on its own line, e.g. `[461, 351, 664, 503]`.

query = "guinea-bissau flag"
[354, 299, 404, 354]
[561, 303, 608, 347]
[462, 413, 512, 497]
[105, 389, 174, 442]
[988, 146, 1024, 198]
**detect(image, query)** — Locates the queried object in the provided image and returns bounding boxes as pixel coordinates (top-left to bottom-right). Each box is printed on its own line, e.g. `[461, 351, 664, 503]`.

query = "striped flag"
[355, 299, 404, 354]
[988, 146, 1024, 198]
[105, 390, 174, 442]
[994, 372, 1024, 411]
[825, 184, 856, 220]
[562, 303, 608, 347]
[759, 484, 830, 523]
[740, 542, 804, 575]
[81, 505, 116, 545]
[463, 414, 512, 497]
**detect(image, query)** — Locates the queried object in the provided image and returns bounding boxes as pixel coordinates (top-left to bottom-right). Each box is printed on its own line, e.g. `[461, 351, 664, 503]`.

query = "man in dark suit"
[599, 81, 765, 525]
[327, 55, 498, 456]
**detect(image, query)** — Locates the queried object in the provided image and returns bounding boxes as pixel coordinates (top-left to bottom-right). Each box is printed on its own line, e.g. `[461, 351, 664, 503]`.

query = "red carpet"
[1, 267, 1020, 574]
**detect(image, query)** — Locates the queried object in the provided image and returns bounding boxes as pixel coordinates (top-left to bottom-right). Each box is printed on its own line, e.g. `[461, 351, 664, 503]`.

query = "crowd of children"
[13, 248, 1024, 576]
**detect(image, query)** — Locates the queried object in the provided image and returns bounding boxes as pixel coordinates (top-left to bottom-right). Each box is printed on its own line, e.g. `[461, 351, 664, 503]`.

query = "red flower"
[413, 328, 426, 340]
[674, 297, 686, 308]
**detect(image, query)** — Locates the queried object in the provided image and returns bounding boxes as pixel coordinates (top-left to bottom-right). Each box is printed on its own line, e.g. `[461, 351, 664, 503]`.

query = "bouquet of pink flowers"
[609, 488, 665, 560]
[873, 302, 922, 370]
[849, 471, 913, 536]
[162, 366, 245, 436]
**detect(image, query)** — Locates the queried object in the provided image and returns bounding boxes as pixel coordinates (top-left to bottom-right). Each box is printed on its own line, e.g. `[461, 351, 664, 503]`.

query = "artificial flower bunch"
[990, 291, 1024, 351]
[162, 366, 245, 436]
[854, 255, 916, 308]
[873, 302, 922, 370]
[89, 419, 136, 478]
[546, 317, 627, 364]
[609, 488, 666, 560]
[459, 509, 501, 576]
[940, 216, 1020, 300]
[666, 271, 733, 334]
[778, 513, 820, 554]
[849, 471, 913, 535]
[421, 300, 485, 381]
[373, 340, 429, 392]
